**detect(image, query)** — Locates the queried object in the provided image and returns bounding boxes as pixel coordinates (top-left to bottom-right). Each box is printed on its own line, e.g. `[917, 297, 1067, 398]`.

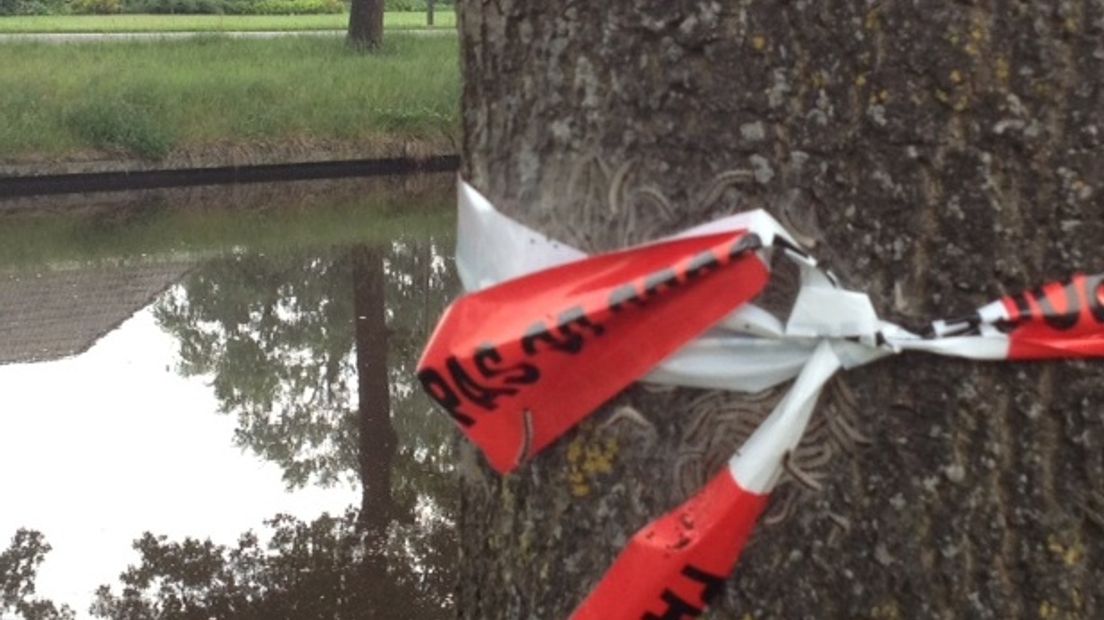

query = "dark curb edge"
[0, 155, 460, 198]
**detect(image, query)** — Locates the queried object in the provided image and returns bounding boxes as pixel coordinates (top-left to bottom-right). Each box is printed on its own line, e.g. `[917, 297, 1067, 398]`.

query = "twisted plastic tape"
[419, 179, 1104, 619]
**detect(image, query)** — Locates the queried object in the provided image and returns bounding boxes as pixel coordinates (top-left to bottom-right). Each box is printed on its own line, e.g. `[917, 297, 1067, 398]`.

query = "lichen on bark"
[456, 1, 1104, 618]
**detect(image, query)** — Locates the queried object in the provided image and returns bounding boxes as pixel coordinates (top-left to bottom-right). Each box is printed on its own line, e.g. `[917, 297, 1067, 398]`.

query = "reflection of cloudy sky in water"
[0, 176, 459, 618]
[0, 305, 358, 618]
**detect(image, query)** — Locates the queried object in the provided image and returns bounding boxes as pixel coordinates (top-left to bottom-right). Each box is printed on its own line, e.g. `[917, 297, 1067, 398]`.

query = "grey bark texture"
[456, 1, 1104, 618]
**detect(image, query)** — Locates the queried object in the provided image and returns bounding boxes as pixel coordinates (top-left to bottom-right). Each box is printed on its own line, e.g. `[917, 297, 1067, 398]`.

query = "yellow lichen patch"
[855, 73, 868, 87]
[569, 480, 591, 497]
[942, 69, 972, 111]
[870, 600, 903, 620]
[518, 525, 533, 556]
[933, 89, 969, 112]
[864, 7, 881, 31]
[566, 433, 619, 498]
[965, 22, 986, 56]
[996, 57, 1011, 88]
[1063, 544, 1084, 566]
[1037, 598, 1084, 620]
[878, 89, 890, 103]
[934, 86, 968, 112]
[1046, 534, 1085, 567]
[751, 35, 767, 52]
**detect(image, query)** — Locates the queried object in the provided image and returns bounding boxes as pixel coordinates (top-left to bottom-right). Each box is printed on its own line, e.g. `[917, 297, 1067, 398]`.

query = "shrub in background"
[384, 0, 453, 10]
[68, 0, 121, 12]
[7, 0, 440, 15]
[118, 0, 341, 14]
[246, 0, 342, 14]
[0, 0, 67, 15]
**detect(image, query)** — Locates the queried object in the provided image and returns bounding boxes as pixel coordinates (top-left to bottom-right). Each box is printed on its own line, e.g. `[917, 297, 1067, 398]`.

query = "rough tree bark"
[456, 1, 1103, 618]
[348, 0, 384, 49]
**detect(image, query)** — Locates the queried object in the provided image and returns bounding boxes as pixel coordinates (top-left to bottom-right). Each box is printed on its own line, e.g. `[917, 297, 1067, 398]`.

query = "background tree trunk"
[456, 1, 1104, 618]
[352, 245, 401, 616]
[347, 0, 383, 49]
[353, 245, 397, 536]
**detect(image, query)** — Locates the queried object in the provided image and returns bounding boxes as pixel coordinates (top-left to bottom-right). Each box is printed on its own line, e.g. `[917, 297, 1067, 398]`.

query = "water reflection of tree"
[90, 239, 457, 618]
[89, 507, 455, 620]
[0, 530, 74, 620]
[152, 240, 456, 496]
[153, 251, 359, 489]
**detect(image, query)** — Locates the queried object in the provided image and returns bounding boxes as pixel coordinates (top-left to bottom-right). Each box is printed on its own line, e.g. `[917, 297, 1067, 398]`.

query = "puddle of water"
[0, 174, 459, 619]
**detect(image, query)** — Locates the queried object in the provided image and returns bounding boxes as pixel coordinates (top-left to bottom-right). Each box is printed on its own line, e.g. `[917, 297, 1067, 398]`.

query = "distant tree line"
[0, 0, 448, 15]
[379, 0, 441, 11]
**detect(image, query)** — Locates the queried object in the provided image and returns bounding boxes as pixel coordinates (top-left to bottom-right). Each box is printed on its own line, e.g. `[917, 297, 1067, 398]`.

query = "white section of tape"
[978, 300, 1010, 324]
[890, 335, 1011, 359]
[786, 263, 882, 339]
[645, 336, 816, 393]
[456, 180, 585, 291]
[831, 337, 895, 369]
[716, 304, 786, 339]
[727, 341, 842, 494]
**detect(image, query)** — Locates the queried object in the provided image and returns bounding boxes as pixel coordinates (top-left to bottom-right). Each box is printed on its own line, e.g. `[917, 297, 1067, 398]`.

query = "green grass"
[0, 33, 459, 159]
[0, 11, 455, 33]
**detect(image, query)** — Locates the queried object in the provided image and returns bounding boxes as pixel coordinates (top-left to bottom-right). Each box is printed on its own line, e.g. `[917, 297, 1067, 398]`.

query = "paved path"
[0, 28, 451, 43]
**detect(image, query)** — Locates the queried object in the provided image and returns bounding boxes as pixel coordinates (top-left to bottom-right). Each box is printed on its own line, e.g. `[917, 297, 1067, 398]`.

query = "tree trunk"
[352, 244, 401, 616]
[456, 1, 1104, 618]
[353, 245, 397, 537]
[428, 0, 435, 27]
[347, 0, 384, 50]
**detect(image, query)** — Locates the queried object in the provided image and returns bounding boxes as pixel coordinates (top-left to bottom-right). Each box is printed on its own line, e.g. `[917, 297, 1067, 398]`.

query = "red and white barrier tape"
[418, 179, 1104, 618]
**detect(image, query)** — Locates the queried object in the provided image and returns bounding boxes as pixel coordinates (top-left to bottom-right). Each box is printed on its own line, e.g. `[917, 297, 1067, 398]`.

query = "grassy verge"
[0, 11, 454, 33]
[0, 33, 458, 161]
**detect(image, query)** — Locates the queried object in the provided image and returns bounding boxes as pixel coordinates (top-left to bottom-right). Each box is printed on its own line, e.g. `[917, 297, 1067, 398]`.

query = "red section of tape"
[417, 231, 769, 473]
[1002, 273, 1104, 359]
[570, 469, 769, 620]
